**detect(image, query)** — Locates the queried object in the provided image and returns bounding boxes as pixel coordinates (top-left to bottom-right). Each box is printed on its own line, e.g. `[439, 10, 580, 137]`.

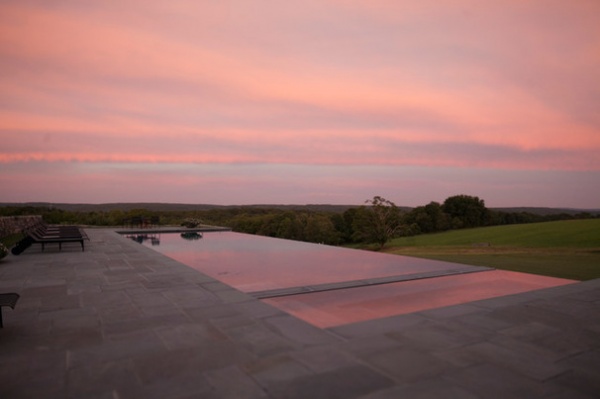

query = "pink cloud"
[1, 1, 599, 205]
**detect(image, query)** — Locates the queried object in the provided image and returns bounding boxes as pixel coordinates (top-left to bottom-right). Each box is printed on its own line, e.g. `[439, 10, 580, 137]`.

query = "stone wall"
[0, 215, 43, 238]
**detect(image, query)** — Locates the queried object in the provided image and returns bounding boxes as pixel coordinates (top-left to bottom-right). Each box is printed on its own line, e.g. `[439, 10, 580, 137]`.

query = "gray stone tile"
[138, 304, 185, 317]
[203, 365, 268, 399]
[470, 293, 537, 309]
[388, 319, 489, 352]
[69, 390, 122, 399]
[214, 288, 255, 303]
[0, 349, 67, 398]
[142, 275, 191, 289]
[39, 294, 82, 313]
[554, 350, 600, 396]
[290, 345, 359, 373]
[500, 321, 561, 340]
[49, 314, 101, 334]
[543, 386, 599, 399]
[265, 365, 394, 399]
[67, 333, 167, 369]
[67, 359, 141, 398]
[564, 286, 600, 302]
[2, 228, 599, 399]
[129, 292, 174, 308]
[28, 329, 105, 351]
[20, 284, 68, 297]
[134, 372, 214, 399]
[526, 325, 597, 360]
[490, 333, 588, 363]
[67, 285, 103, 296]
[460, 341, 568, 381]
[100, 281, 146, 292]
[101, 313, 191, 335]
[244, 354, 312, 386]
[419, 303, 484, 319]
[330, 313, 429, 339]
[198, 279, 232, 292]
[340, 335, 404, 359]
[452, 309, 516, 332]
[133, 343, 254, 383]
[233, 300, 285, 319]
[161, 287, 220, 307]
[81, 290, 132, 308]
[432, 347, 486, 368]
[358, 378, 479, 399]
[265, 315, 338, 346]
[97, 303, 143, 324]
[155, 322, 228, 350]
[362, 347, 453, 383]
[529, 296, 600, 319]
[210, 313, 258, 331]
[103, 327, 159, 344]
[225, 323, 298, 357]
[183, 303, 243, 321]
[443, 363, 551, 398]
[491, 303, 580, 329]
[37, 306, 96, 321]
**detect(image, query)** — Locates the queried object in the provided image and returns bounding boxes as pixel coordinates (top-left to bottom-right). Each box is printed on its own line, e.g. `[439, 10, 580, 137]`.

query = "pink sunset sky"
[1, 0, 599, 208]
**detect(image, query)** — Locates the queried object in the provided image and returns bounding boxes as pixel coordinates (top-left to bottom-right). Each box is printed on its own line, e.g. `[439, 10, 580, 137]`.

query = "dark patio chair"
[12, 222, 87, 253]
[27, 228, 85, 252]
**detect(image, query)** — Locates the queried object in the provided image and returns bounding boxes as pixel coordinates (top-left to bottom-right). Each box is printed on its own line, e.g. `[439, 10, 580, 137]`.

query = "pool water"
[135, 231, 487, 292]
[134, 231, 575, 328]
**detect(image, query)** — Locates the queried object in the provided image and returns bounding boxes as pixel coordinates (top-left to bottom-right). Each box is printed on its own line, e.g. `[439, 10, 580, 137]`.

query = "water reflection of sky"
[137, 231, 575, 328]
[138, 231, 483, 292]
[264, 270, 575, 328]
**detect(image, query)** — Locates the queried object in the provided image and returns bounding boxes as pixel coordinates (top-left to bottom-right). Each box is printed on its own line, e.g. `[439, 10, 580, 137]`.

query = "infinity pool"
[133, 231, 575, 328]
[133, 231, 487, 293]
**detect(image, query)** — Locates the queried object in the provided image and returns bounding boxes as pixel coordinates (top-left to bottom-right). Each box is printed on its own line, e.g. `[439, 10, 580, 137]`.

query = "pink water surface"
[139, 232, 575, 328]
[141, 231, 482, 292]
[264, 270, 574, 328]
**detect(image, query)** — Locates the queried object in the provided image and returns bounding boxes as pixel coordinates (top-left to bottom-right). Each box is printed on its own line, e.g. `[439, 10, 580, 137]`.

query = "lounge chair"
[32, 221, 82, 236]
[27, 229, 86, 252]
[12, 222, 87, 254]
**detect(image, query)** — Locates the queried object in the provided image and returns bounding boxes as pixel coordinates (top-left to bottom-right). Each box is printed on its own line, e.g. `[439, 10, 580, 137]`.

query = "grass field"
[383, 219, 600, 281]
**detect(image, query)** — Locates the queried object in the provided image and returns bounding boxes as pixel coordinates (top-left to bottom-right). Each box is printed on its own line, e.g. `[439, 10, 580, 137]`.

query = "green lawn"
[382, 219, 600, 281]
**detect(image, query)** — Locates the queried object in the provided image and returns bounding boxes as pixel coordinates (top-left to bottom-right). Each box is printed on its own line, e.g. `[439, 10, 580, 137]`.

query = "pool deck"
[0, 228, 599, 398]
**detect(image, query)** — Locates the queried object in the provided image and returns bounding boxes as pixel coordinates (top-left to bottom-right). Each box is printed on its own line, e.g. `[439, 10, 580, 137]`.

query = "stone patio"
[0, 228, 598, 398]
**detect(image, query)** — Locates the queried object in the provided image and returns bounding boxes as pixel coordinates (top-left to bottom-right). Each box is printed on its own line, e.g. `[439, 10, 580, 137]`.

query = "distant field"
[384, 219, 600, 281]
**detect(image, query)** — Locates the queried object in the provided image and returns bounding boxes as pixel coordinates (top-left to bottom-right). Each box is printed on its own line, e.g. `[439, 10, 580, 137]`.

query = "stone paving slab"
[0, 228, 598, 398]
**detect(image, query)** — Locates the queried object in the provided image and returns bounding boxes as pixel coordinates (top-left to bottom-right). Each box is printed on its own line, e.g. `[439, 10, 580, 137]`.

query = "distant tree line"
[0, 195, 597, 247]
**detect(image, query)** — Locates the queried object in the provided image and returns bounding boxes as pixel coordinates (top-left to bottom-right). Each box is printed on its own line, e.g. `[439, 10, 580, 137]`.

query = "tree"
[304, 214, 341, 245]
[353, 196, 403, 249]
[404, 201, 450, 234]
[442, 195, 489, 228]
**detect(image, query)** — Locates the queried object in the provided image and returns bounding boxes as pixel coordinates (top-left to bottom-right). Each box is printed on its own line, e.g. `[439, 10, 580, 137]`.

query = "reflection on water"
[264, 270, 575, 328]
[181, 232, 203, 241]
[126, 233, 161, 246]
[134, 231, 575, 328]
[136, 231, 485, 292]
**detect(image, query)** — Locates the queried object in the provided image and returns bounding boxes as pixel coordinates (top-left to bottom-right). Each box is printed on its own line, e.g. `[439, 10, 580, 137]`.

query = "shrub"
[0, 243, 8, 260]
